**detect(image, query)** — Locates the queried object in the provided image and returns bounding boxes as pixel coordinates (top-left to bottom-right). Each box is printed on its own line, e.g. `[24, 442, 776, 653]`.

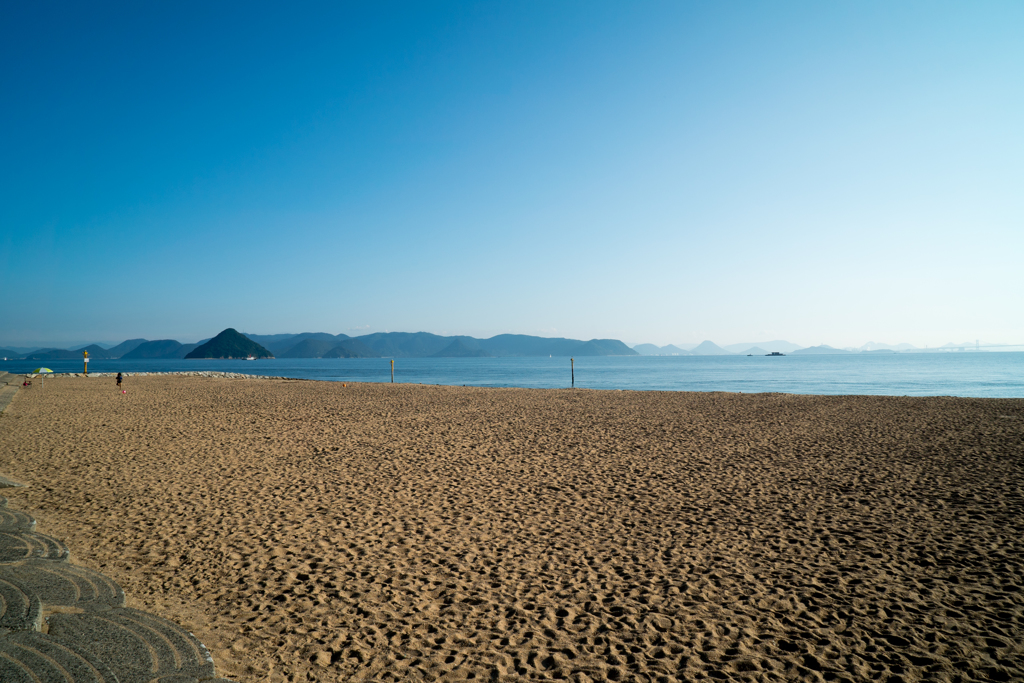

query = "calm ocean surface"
[4, 353, 1023, 398]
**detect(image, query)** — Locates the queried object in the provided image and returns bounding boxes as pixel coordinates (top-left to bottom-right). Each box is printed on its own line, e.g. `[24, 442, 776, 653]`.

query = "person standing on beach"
[116, 372, 122, 391]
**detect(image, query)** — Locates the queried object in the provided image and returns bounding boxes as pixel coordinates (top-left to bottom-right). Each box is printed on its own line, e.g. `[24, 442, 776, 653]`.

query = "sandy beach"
[0, 376, 1021, 682]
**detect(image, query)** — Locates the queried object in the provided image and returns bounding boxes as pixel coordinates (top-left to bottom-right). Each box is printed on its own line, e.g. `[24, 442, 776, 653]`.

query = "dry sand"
[0, 376, 1021, 682]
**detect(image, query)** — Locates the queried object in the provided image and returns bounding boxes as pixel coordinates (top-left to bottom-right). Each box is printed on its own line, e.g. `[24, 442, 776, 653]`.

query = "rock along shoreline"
[40, 371, 291, 380]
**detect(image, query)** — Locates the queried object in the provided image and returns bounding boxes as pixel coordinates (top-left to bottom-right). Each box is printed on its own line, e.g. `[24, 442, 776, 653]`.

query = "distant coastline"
[4, 331, 1021, 362]
[2, 330, 638, 361]
[631, 340, 1024, 356]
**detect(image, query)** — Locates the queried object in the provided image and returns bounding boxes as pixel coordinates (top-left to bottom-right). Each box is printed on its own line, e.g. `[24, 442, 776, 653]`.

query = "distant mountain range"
[722, 340, 804, 354]
[5, 332, 1021, 362]
[105, 339, 148, 358]
[18, 347, 93, 361]
[122, 340, 199, 359]
[633, 340, 798, 356]
[632, 344, 689, 356]
[791, 344, 853, 355]
[250, 331, 636, 359]
[1, 330, 638, 361]
[277, 338, 339, 358]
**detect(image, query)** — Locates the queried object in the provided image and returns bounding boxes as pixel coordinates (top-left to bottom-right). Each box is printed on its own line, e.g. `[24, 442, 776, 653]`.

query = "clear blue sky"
[2, 1, 1022, 348]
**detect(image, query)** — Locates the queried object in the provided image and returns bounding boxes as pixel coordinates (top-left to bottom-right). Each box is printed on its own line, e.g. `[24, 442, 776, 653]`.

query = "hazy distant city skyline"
[2, 2, 1022, 349]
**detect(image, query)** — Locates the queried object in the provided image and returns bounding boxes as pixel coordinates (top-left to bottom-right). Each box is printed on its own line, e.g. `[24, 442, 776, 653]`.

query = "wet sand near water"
[0, 376, 1021, 682]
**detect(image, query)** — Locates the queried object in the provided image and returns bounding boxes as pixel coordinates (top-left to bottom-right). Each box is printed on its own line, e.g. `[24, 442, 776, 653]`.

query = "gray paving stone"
[0, 575, 42, 630]
[0, 385, 19, 413]
[47, 607, 217, 683]
[0, 508, 36, 531]
[0, 530, 70, 562]
[0, 475, 24, 488]
[0, 559, 125, 612]
[0, 467, 231, 682]
[0, 629, 120, 683]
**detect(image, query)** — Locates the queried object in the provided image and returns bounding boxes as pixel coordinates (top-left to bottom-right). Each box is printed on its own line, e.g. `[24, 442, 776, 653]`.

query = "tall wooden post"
[571, 357, 574, 388]
[83, 350, 89, 375]
[391, 359, 394, 383]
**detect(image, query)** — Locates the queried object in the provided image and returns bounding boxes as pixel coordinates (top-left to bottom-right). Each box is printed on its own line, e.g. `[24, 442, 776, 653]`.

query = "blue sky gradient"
[2, 1, 1022, 347]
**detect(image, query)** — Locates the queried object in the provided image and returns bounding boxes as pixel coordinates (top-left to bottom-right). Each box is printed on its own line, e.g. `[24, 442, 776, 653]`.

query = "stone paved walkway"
[0, 378, 233, 682]
[0, 372, 23, 414]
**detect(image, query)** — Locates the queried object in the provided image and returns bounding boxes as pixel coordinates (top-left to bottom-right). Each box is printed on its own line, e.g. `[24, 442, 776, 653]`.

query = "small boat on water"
[766, 351, 785, 356]
[245, 355, 256, 361]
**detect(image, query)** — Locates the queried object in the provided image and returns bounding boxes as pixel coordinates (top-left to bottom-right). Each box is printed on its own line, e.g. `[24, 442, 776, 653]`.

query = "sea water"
[4, 353, 1023, 398]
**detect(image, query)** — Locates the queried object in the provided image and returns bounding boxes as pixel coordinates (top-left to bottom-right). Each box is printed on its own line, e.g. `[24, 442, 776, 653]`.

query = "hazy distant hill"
[74, 344, 114, 359]
[123, 340, 190, 359]
[25, 343, 115, 360]
[791, 345, 853, 355]
[277, 336, 376, 358]
[856, 341, 917, 352]
[477, 335, 636, 357]
[186, 329, 273, 359]
[267, 332, 350, 357]
[724, 340, 803, 354]
[279, 338, 338, 358]
[242, 333, 305, 354]
[575, 339, 637, 356]
[322, 339, 378, 358]
[20, 348, 78, 360]
[353, 332, 451, 358]
[483, 334, 573, 357]
[688, 340, 732, 355]
[433, 339, 491, 358]
[632, 344, 661, 355]
[242, 333, 303, 346]
[742, 347, 770, 355]
[105, 338, 148, 359]
[633, 344, 688, 356]
[298, 332, 350, 343]
[0, 347, 40, 356]
[6, 342, 128, 360]
[176, 344, 200, 358]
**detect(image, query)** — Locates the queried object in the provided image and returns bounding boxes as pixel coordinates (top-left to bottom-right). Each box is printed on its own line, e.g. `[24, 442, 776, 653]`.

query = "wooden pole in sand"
[571, 357, 574, 388]
[83, 350, 89, 376]
[390, 359, 394, 383]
